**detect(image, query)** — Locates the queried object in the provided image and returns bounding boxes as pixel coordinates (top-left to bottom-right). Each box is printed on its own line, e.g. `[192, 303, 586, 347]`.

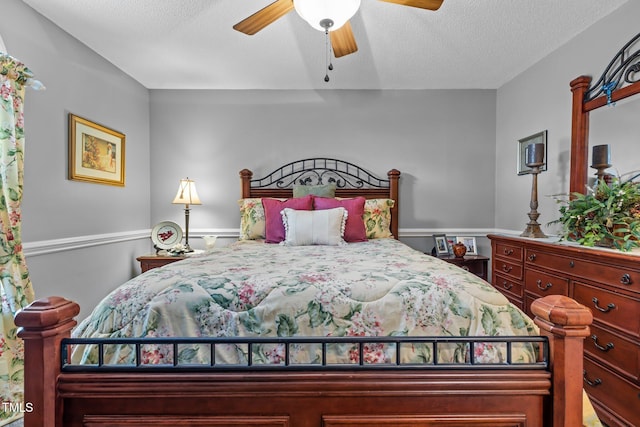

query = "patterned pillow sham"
[239, 196, 394, 240]
[313, 196, 367, 242]
[280, 207, 347, 246]
[293, 183, 337, 198]
[363, 198, 395, 239]
[238, 198, 268, 240]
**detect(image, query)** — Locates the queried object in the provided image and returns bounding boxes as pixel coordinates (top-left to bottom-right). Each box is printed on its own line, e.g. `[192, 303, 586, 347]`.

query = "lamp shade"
[172, 178, 202, 206]
[294, 0, 361, 32]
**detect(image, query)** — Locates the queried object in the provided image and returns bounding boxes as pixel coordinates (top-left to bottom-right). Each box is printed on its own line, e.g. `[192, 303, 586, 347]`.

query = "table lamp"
[172, 178, 202, 252]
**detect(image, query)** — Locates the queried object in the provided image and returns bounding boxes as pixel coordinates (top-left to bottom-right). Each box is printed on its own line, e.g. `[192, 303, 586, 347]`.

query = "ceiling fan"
[233, 0, 444, 59]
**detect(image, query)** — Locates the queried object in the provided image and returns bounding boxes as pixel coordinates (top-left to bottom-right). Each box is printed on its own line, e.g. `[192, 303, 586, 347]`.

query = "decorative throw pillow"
[262, 195, 314, 243]
[280, 207, 347, 246]
[363, 198, 395, 239]
[313, 196, 367, 242]
[238, 198, 268, 240]
[292, 183, 337, 198]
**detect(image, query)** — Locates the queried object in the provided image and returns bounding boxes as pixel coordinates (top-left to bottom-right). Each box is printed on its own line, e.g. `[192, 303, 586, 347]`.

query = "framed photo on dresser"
[455, 236, 478, 255]
[433, 234, 450, 257]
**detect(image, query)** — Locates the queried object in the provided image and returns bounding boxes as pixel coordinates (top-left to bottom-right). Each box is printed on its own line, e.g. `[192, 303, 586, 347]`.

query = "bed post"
[531, 295, 593, 427]
[239, 168, 253, 199]
[15, 296, 80, 427]
[388, 169, 400, 239]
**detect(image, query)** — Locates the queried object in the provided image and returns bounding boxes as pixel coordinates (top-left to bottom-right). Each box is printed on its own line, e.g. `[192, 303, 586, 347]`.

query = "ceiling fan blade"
[330, 22, 358, 58]
[233, 0, 294, 35]
[378, 0, 444, 11]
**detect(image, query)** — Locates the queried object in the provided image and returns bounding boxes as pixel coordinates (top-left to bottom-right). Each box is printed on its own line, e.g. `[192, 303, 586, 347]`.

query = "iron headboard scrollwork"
[584, 31, 640, 103]
[247, 158, 390, 190]
[239, 158, 401, 238]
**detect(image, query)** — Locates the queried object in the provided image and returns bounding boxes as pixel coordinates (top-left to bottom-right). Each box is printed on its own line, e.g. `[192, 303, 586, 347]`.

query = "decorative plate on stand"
[151, 221, 183, 251]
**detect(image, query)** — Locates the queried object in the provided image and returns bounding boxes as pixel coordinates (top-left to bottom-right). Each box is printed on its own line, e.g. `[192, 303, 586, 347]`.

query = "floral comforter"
[72, 239, 539, 365]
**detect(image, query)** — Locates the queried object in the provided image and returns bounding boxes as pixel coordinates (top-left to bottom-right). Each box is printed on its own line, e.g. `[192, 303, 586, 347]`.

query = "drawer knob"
[501, 264, 512, 273]
[502, 281, 513, 290]
[583, 370, 602, 387]
[591, 335, 614, 352]
[620, 273, 633, 285]
[592, 297, 616, 313]
[527, 254, 536, 262]
[503, 248, 514, 256]
[569, 261, 575, 268]
[536, 279, 552, 291]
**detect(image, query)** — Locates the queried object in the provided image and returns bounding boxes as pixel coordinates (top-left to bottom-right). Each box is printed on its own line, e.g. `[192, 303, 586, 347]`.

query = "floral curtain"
[0, 52, 42, 425]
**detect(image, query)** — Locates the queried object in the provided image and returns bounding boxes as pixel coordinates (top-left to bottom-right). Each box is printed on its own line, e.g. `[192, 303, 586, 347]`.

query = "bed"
[16, 158, 594, 427]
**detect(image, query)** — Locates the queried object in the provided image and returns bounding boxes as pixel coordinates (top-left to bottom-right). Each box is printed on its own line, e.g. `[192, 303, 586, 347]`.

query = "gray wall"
[495, 1, 640, 233]
[149, 89, 497, 249]
[3, 0, 152, 320]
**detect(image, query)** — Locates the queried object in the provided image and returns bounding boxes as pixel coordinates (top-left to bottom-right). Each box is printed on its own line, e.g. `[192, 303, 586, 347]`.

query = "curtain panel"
[0, 52, 40, 425]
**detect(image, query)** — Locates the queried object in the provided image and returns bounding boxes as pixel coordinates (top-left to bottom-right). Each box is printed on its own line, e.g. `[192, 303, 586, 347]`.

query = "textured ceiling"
[21, 0, 627, 89]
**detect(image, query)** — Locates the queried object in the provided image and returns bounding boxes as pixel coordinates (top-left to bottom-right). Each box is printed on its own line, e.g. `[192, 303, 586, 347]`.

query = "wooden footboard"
[15, 295, 591, 427]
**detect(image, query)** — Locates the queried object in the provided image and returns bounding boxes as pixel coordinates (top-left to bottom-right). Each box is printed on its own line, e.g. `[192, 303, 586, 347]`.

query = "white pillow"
[280, 207, 348, 246]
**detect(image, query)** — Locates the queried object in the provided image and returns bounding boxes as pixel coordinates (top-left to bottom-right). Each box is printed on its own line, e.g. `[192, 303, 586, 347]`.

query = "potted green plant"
[551, 172, 640, 251]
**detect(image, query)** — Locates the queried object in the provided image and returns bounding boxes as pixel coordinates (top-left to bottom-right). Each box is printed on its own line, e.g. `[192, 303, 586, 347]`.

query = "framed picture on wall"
[69, 114, 125, 186]
[433, 234, 450, 257]
[456, 236, 478, 256]
[517, 130, 547, 175]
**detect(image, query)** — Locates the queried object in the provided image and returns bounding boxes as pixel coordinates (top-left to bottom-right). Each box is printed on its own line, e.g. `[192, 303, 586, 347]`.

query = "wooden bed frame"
[16, 159, 593, 427]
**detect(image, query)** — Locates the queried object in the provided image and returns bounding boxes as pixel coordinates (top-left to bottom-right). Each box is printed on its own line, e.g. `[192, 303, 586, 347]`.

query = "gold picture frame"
[69, 114, 125, 186]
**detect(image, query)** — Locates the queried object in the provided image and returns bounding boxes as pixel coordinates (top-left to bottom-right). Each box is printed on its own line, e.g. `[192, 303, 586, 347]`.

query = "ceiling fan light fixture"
[294, 0, 361, 32]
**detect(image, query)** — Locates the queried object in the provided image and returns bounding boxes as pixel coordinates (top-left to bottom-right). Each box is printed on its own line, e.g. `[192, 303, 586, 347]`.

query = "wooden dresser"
[488, 234, 640, 427]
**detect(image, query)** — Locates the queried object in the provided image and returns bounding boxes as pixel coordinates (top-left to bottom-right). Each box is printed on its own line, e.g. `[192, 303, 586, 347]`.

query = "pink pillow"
[262, 195, 314, 243]
[313, 196, 367, 242]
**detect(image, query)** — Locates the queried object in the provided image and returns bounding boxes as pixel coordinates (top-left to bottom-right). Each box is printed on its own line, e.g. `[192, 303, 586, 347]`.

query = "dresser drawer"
[493, 259, 523, 281]
[525, 268, 569, 298]
[583, 358, 640, 427]
[493, 273, 524, 298]
[525, 249, 640, 293]
[573, 281, 640, 338]
[585, 323, 639, 382]
[494, 241, 523, 262]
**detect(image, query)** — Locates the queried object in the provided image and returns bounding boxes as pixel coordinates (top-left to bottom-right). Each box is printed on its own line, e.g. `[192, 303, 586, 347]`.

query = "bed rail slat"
[59, 335, 548, 373]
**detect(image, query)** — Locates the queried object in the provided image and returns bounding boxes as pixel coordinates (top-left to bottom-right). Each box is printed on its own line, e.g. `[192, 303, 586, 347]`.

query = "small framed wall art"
[433, 234, 450, 257]
[69, 114, 125, 186]
[517, 130, 547, 175]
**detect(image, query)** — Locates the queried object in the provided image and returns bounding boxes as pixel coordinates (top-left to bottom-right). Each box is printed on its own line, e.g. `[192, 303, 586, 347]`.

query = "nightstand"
[136, 253, 185, 273]
[435, 254, 490, 281]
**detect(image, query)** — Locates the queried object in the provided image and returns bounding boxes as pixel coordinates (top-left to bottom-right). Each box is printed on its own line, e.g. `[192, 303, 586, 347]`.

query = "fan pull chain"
[324, 29, 331, 82]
